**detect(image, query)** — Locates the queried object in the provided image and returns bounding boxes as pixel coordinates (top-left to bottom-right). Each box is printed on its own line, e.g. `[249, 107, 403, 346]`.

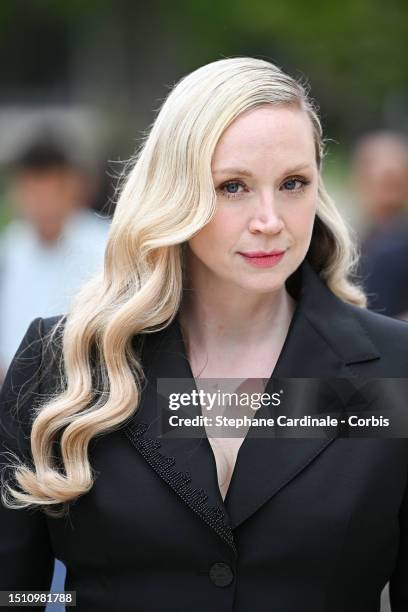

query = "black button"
[209, 562, 234, 587]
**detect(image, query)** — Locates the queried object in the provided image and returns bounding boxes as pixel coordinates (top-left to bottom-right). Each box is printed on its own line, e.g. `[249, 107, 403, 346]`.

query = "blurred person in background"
[0, 130, 110, 382]
[352, 131, 408, 319]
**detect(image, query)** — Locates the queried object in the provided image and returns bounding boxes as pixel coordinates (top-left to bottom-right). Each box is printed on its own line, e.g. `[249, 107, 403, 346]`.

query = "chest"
[206, 436, 245, 500]
[195, 378, 268, 500]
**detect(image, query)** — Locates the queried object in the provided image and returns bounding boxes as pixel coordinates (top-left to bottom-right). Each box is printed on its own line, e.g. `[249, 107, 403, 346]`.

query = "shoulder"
[348, 303, 408, 340]
[40, 314, 66, 336]
[0, 220, 32, 254]
[0, 315, 65, 464]
[3, 315, 66, 397]
[347, 303, 408, 372]
[15, 315, 66, 351]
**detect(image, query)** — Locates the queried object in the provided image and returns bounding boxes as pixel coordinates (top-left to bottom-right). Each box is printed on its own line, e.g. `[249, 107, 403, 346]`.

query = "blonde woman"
[1, 57, 408, 612]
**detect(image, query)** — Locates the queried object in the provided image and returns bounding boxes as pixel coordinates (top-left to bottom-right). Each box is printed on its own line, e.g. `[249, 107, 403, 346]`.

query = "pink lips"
[238, 249, 286, 268]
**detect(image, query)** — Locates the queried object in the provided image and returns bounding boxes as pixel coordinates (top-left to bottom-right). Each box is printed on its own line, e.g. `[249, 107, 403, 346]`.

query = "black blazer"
[1, 260, 408, 612]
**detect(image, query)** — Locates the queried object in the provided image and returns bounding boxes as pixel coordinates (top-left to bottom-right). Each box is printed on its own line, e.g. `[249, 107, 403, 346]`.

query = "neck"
[36, 223, 63, 244]
[179, 276, 297, 356]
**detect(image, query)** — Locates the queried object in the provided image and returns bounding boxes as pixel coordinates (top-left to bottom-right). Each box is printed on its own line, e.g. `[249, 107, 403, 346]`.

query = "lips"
[238, 249, 286, 269]
[238, 250, 285, 258]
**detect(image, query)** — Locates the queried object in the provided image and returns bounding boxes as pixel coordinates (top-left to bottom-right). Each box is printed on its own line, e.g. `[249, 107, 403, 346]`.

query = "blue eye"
[282, 178, 309, 192]
[225, 182, 241, 193]
[218, 180, 246, 198]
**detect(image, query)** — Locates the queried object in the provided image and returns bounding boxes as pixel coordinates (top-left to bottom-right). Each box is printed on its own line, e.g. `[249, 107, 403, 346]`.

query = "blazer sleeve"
[0, 317, 55, 594]
[389, 474, 408, 611]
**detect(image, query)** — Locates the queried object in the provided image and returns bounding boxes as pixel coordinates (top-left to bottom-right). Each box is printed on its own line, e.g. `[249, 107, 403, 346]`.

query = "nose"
[248, 191, 285, 234]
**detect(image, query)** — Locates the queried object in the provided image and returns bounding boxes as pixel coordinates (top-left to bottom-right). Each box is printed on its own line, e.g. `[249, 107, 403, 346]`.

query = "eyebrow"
[212, 163, 314, 176]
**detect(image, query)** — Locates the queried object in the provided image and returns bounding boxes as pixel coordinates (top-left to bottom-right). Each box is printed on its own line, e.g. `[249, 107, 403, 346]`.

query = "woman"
[1, 57, 407, 612]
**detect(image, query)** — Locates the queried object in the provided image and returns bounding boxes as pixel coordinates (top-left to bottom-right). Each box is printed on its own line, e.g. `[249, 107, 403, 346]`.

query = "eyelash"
[217, 176, 311, 199]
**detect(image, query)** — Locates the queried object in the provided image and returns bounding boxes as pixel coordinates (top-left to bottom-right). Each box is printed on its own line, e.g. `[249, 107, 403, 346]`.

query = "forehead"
[212, 104, 316, 168]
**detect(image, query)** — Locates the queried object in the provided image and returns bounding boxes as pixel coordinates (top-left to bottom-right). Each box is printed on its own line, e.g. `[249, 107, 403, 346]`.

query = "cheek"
[189, 209, 242, 259]
[285, 200, 317, 240]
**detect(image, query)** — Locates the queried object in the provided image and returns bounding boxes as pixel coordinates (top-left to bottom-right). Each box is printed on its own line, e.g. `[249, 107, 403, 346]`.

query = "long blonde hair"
[2, 57, 366, 514]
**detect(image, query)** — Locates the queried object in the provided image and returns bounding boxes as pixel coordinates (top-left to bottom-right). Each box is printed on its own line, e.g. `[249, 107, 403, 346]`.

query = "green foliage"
[0, 0, 405, 141]
[158, 0, 407, 103]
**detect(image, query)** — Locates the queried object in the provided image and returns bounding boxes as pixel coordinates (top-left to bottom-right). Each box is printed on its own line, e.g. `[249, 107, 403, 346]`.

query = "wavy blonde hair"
[2, 56, 366, 514]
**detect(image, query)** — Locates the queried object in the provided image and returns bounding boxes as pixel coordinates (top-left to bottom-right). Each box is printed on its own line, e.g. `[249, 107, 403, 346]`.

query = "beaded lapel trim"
[123, 421, 237, 554]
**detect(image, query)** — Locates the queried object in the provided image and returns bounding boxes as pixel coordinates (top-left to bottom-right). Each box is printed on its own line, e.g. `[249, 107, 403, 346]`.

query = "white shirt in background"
[0, 208, 110, 371]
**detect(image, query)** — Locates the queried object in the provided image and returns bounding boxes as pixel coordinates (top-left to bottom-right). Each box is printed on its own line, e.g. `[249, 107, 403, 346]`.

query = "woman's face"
[187, 104, 319, 294]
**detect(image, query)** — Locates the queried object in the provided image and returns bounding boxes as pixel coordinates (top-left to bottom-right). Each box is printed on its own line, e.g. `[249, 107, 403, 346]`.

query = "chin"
[236, 275, 287, 294]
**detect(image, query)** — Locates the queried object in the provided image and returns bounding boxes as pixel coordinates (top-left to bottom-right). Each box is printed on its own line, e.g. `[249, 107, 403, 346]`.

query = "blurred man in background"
[0, 129, 110, 382]
[352, 131, 408, 319]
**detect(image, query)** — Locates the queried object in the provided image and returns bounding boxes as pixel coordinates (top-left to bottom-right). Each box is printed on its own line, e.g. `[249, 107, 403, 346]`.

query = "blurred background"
[0, 1, 407, 610]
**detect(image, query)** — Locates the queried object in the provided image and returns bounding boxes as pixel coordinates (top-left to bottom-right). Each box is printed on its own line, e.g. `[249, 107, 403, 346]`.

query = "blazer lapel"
[123, 259, 381, 544]
[123, 317, 236, 553]
[224, 260, 381, 528]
